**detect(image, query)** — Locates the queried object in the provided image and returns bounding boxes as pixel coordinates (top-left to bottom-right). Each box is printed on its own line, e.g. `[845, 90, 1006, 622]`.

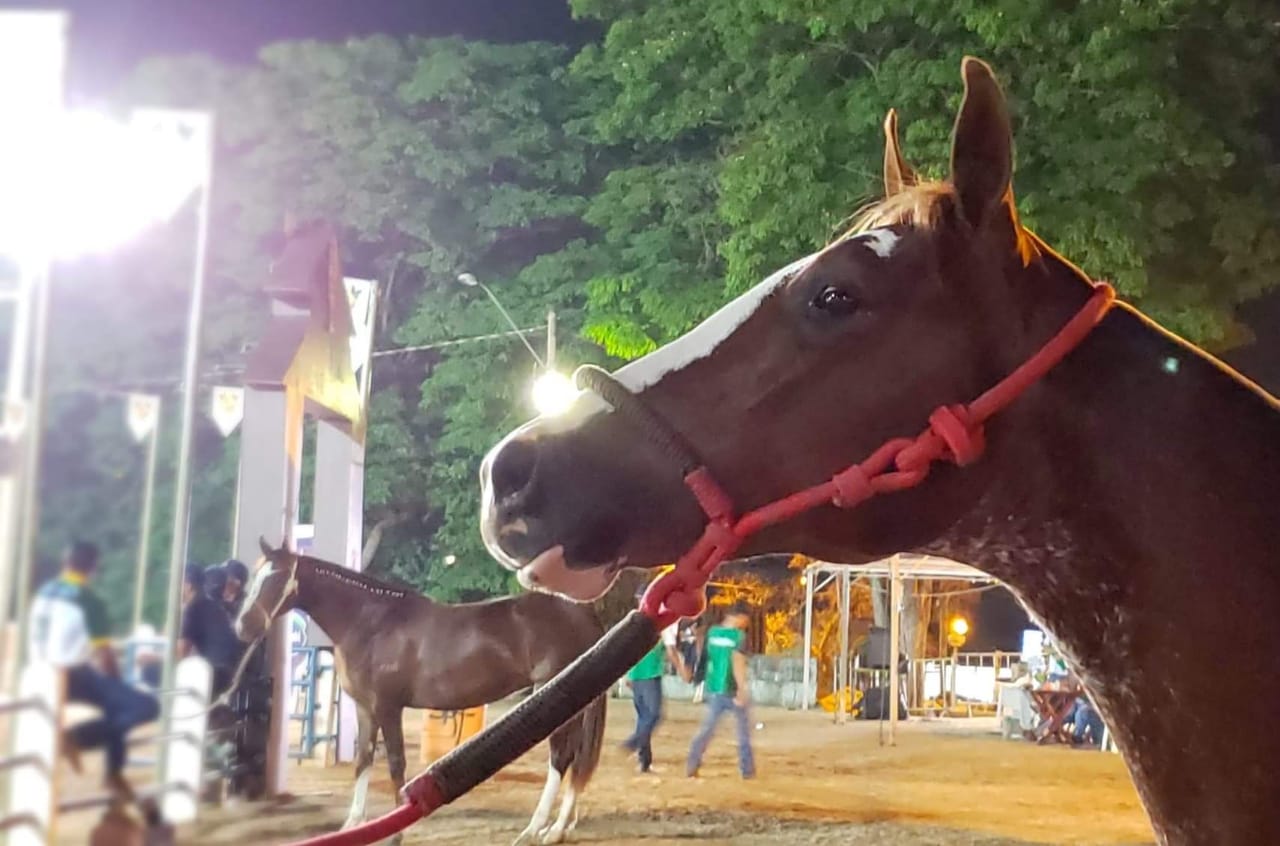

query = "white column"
[233, 388, 301, 795]
[889, 555, 902, 745]
[311, 419, 364, 763]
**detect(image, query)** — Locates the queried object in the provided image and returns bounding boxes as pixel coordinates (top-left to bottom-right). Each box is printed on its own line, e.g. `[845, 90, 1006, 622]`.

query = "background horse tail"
[569, 693, 607, 793]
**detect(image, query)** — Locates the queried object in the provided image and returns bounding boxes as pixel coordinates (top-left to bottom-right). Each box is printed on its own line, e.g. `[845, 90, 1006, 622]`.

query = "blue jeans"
[687, 693, 755, 777]
[1070, 697, 1104, 746]
[623, 677, 663, 770]
[65, 664, 160, 775]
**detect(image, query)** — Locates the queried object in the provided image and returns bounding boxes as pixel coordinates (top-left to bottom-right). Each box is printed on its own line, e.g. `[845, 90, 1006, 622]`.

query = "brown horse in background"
[235, 539, 607, 846]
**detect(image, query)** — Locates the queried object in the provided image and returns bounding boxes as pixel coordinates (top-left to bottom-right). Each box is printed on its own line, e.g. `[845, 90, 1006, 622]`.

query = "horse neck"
[940, 259, 1280, 841]
[293, 558, 423, 648]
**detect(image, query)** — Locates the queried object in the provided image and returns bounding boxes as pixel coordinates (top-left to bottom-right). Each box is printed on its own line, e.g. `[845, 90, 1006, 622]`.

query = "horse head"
[478, 58, 1093, 601]
[234, 536, 301, 641]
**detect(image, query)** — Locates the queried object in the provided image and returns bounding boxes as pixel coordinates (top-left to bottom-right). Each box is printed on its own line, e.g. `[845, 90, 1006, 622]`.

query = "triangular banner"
[125, 393, 160, 442]
[210, 386, 245, 437]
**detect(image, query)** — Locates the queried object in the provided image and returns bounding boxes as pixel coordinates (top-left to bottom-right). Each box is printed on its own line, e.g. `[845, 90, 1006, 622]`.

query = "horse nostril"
[491, 436, 540, 506]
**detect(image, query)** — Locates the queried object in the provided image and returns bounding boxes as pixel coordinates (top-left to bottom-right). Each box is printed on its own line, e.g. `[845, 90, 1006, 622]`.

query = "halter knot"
[684, 467, 735, 521]
[927, 404, 985, 466]
[639, 566, 708, 626]
[831, 464, 874, 508]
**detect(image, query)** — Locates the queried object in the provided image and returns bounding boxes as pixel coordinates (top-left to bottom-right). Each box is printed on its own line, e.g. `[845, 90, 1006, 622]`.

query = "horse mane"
[302, 555, 415, 599]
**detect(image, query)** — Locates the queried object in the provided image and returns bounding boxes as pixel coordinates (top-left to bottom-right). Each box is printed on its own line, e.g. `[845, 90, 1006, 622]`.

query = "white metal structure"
[800, 554, 996, 744]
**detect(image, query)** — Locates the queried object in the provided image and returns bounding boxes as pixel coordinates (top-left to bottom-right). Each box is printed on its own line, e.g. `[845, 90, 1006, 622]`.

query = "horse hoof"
[536, 826, 566, 845]
[511, 830, 537, 846]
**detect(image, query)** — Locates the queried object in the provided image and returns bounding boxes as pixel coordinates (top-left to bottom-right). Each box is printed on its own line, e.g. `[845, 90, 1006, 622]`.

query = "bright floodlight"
[950, 616, 970, 637]
[531, 370, 577, 416]
[0, 109, 206, 262]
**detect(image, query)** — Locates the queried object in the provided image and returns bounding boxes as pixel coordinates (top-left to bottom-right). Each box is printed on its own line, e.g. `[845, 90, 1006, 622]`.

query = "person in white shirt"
[28, 541, 159, 799]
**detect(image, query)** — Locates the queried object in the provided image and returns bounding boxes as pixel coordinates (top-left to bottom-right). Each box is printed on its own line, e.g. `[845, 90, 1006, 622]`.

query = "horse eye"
[811, 285, 860, 316]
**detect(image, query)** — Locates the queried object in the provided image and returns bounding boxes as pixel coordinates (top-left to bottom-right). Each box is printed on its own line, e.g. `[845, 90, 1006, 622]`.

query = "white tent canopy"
[801, 554, 998, 742]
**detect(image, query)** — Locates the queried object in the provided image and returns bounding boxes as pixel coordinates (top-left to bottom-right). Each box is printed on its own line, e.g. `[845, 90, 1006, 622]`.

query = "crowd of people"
[25, 540, 253, 803]
[621, 600, 757, 780]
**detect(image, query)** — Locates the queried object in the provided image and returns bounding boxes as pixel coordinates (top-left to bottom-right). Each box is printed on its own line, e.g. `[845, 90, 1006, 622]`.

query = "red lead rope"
[640, 283, 1115, 629]
[285, 283, 1113, 846]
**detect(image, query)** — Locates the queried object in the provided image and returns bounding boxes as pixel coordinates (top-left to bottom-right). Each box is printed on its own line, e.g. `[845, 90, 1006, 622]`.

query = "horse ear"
[883, 109, 917, 197]
[949, 57, 1014, 228]
[259, 536, 273, 557]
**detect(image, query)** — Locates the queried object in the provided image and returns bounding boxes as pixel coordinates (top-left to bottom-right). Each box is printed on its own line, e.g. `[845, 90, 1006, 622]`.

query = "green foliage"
[571, 0, 1280, 346]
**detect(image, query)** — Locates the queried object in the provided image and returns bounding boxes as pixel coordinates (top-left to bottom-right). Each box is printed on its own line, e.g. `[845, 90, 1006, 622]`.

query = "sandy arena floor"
[48, 698, 1155, 845]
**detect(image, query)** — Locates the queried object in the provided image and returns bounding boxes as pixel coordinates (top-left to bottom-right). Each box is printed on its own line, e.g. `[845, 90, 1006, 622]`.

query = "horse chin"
[516, 545, 621, 602]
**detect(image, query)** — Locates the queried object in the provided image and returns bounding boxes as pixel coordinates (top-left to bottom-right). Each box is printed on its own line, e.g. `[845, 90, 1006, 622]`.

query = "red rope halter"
[284, 282, 1114, 846]
[639, 283, 1115, 628]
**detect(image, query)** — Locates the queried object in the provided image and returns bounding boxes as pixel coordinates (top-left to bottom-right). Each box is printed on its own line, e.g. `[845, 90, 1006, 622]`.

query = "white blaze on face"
[241, 558, 276, 612]
[610, 227, 900, 394]
[859, 228, 900, 258]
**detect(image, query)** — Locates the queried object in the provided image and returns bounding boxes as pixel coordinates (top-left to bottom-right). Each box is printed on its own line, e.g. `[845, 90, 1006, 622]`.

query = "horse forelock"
[840, 180, 955, 240]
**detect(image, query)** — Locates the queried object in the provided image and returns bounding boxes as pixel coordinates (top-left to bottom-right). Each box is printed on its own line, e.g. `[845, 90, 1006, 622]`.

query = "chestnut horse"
[479, 58, 1280, 845]
[235, 540, 607, 846]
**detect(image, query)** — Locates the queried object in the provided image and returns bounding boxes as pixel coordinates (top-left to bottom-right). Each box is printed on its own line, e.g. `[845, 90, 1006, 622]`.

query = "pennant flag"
[210, 386, 245, 437]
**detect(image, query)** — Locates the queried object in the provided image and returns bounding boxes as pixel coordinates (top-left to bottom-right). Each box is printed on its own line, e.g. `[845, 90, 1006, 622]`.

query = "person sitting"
[27, 541, 160, 801]
[179, 564, 243, 698]
[999, 661, 1038, 740]
[1067, 693, 1106, 747]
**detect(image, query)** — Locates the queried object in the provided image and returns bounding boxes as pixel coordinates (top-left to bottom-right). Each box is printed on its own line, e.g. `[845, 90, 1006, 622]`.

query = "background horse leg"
[538, 695, 607, 844]
[511, 727, 571, 846]
[378, 706, 407, 846]
[342, 703, 378, 830]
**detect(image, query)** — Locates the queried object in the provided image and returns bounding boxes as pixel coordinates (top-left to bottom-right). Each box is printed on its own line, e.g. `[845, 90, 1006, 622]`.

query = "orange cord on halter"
[281, 282, 1114, 846]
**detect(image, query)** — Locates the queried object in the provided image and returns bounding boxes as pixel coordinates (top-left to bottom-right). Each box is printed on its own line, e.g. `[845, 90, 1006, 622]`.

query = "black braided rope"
[574, 365, 703, 476]
[425, 611, 660, 801]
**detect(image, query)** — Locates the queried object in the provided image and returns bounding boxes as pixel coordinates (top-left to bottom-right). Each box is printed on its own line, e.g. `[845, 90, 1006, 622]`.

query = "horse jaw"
[517, 546, 621, 602]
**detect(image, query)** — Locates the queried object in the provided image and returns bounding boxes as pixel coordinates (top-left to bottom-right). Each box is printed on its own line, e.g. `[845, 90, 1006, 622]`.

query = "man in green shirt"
[622, 584, 687, 773]
[686, 604, 755, 778]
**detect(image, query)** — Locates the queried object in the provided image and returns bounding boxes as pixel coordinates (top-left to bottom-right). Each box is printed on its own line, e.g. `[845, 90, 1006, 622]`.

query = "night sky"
[11, 0, 1275, 651]
[5, 0, 591, 100]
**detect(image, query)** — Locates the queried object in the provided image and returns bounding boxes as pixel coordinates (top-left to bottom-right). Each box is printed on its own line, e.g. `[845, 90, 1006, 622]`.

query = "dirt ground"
[47, 698, 1155, 845]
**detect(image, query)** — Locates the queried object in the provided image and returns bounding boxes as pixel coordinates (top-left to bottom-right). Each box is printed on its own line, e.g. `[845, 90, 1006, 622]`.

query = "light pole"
[156, 111, 214, 800]
[456, 272, 576, 416]
[0, 8, 66, 685]
[131, 397, 162, 632]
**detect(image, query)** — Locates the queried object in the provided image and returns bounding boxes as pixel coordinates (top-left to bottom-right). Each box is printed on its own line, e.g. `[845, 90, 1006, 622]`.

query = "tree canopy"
[17, 1, 1279, 625]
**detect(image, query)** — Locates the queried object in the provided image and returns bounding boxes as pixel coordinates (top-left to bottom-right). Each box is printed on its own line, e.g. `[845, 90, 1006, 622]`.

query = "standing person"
[179, 564, 242, 697]
[27, 541, 160, 800]
[686, 603, 756, 779]
[220, 559, 249, 618]
[621, 596, 687, 773]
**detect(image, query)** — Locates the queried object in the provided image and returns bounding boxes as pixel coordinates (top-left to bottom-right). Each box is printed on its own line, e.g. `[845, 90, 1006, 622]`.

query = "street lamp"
[949, 616, 970, 637]
[456, 272, 575, 416]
